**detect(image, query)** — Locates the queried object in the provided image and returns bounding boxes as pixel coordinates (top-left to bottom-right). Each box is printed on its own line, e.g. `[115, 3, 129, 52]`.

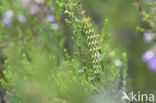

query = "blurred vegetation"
[0, 0, 155, 103]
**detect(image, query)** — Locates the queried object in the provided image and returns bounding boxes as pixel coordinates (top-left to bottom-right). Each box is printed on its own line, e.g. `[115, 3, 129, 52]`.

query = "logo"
[121, 91, 155, 102]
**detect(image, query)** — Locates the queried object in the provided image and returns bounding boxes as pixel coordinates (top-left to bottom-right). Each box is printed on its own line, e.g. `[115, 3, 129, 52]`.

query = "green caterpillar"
[81, 18, 102, 76]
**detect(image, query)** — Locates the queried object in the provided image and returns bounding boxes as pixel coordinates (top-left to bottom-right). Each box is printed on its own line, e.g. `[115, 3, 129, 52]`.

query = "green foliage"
[57, 0, 128, 92]
[0, 0, 129, 103]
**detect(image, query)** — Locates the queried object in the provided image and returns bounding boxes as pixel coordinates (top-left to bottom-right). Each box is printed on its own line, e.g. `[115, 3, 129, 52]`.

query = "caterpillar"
[81, 18, 102, 76]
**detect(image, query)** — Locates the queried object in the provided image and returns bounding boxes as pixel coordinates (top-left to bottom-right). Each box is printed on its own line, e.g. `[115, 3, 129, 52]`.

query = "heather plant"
[57, 0, 128, 87]
[135, 0, 156, 72]
[0, 0, 128, 103]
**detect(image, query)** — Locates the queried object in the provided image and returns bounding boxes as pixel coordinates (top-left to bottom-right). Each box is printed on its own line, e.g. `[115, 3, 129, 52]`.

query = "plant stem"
[135, 0, 143, 12]
[78, 2, 85, 18]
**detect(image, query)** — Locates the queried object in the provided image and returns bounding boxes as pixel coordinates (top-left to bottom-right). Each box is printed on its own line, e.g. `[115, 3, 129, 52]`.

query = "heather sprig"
[135, 0, 156, 72]
[57, 0, 103, 80]
[57, 0, 128, 92]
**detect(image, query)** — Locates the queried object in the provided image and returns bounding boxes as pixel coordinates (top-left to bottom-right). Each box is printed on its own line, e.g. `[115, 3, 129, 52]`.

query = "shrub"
[0, 0, 128, 103]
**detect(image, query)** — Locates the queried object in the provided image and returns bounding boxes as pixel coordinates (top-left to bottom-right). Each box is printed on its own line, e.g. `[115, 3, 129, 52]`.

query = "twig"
[78, 2, 85, 18]
[135, 0, 156, 28]
[72, 24, 88, 80]
[69, 3, 88, 80]
[135, 0, 143, 12]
